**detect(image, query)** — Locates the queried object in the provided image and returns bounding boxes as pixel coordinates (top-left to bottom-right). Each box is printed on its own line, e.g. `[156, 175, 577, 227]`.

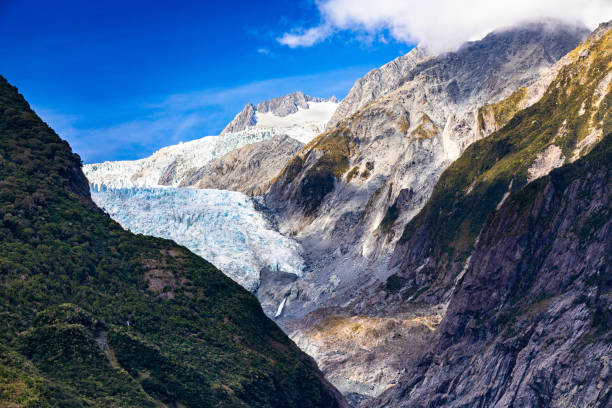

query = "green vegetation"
[410, 114, 439, 139]
[0, 76, 341, 407]
[478, 87, 528, 131]
[303, 126, 355, 179]
[385, 274, 407, 294]
[397, 114, 410, 134]
[273, 126, 357, 215]
[397, 28, 612, 288]
[345, 165, 360, 183]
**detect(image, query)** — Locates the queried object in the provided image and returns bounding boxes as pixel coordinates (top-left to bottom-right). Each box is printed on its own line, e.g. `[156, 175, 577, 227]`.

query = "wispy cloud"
[35, 67, 369, 164]
[279, 0, 612, 52]
[278, 25, 333, 48]
[34, 106, 217, 164]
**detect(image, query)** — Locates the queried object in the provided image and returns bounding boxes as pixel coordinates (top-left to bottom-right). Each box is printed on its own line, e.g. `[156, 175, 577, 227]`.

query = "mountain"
[223, 91, 337, 135]
[261, 21, 595, 400]
[264, 21, 588, 317]
[369, 104, 612, 408]
[0, 76, 346, 407]
[336, 21, 610, 404]
[384, 20, 611, 310]
[59, 18, 609, 405]
[84, 92, 338, 189]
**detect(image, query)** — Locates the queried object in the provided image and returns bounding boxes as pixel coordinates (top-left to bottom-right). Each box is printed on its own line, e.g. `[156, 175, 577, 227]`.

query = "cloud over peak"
[279, 0, 612, 52]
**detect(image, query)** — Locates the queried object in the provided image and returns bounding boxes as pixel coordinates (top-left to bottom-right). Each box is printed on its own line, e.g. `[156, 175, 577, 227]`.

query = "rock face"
[354, 22, 612, 405]
[220, 102, 257, 134]
[0, 76, 347, 408]
[386, 21, 612, 310]
[327, 46, 430, 128]
[222, 91, 337, 135]
[368, 133, 612, 408]
[180, 134, 303, 196]
[265, 21, 588, 318]
[262, 21, 593, 399]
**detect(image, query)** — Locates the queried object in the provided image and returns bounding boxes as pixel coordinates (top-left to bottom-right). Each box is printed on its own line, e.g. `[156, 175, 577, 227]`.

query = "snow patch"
[255, 101, 338, 144]
[496, 180, 514, 210]
[527, 145, 565, 183]
[91, 186, 305, 291]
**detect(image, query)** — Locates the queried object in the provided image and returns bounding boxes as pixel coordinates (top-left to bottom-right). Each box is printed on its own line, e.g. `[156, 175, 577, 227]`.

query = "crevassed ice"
[91, 186, 305, 291]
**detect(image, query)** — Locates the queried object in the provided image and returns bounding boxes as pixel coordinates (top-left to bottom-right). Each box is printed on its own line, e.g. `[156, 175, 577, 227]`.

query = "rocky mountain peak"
[256, 91, 329, 116]
[221, 91, 338, 135]
[329, 20, 589, 129]
[327, 46, 431, 128]
[220, 102, 256, 134]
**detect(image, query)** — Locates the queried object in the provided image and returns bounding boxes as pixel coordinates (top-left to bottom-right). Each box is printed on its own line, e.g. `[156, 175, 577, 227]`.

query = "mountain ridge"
[83, 94, 337, 189]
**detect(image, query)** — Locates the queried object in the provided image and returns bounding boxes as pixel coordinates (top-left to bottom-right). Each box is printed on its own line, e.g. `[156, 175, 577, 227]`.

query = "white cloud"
[278, 25, 333, 48]
[280, 0, 612, 52]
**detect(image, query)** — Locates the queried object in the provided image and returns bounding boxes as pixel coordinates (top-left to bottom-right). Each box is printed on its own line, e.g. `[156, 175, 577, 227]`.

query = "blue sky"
[0, 0, 411, 163]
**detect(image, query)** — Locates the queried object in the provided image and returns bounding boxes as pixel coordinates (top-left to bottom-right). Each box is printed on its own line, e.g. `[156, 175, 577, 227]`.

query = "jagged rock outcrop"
[327, 47, 430, 128]
[368, 132, 611, 408]
[179, 135, 303, 195]
[256, 91, 335, 116]
[221, 91, 337, 135]
[263, 21, 592, 399]
[220, 102, 257, 134]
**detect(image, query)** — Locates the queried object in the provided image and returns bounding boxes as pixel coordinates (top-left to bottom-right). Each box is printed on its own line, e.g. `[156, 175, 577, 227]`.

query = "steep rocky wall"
[262, 22, 591, 401]
[369, 132, 611, 408]
[386, 22, 612, 310]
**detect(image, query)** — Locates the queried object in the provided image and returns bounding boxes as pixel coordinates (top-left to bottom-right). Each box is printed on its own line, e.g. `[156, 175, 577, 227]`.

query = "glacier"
[91, 186, 305, 292]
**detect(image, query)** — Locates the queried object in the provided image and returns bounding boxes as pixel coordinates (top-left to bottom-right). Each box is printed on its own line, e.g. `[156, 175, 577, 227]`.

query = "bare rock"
[180, 135, 303, 196]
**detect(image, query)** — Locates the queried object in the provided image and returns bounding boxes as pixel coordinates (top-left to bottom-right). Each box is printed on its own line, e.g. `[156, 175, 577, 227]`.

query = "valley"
[81, 20, 612, 405]
[2, 11, 610, 408]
